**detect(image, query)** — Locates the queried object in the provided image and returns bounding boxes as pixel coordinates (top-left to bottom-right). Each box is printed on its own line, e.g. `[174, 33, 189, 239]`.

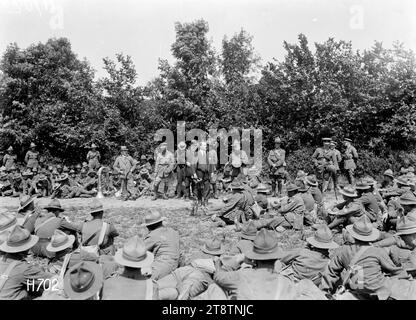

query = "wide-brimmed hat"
[339, 185, 358, 198]
[274, 137, 282, 144]
[286, 183, 300, 193]
[114, 236, 154, 268]
[346, 215, 380, 242]
[396, 211, 416, 235]
[355, 180, 371, 191]
[383, 169, 394, 179]
[7, 146, 13, 152]
[201, 236, 225, 256]
[64, 261, 103, 300]
[46, 229, 75, 252]
[306, 225, 339, 250]
[256, 183, 270, 194]
[395, 176, 410, 187]
[305, 175, 318, 187]
[322, 138, 332, 143]
[240, 220, 258, 240]
[0, 230, 10, 245]
[245, 229, 281, 261]
[142, 209, 165, 226]
[140, 155, 147, 160]
[30, 142, 36, 148]
[229, 180, 245, 190]
[0, 225, 39, 253]
[343, 138, 352, 143]
[120, 146, 128, 151]
[0, 210, 18, 233]
[329, 141, 337, 146]
[89, 199, 104, 215]
[56, 173, 69, 182]
[399, 192, 416, 206]
[17, 195, 36, 212]
[91, 143, 97, 149]
[44, 199, 65, 212]
[69, 169, 75, 174]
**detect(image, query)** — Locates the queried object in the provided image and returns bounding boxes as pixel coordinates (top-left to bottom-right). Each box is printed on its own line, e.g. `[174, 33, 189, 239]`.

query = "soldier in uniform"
[192, 141, 215, 207]
[86, 143, 101, 171]
[0, 225, 53, 300]
[21, 169, 34, 196]
[174, 141, 187, 199]
[328, 141, 342, 191]
[2, 146, 17, 171]
[102, 236, 158, 300]
[152, 142, 175, 200]
[312, 138, 337, 192]
[343, 138, 358, 185]
[24, 142, 39, 170]
[143, 210, 180, 280]
[227, 140, 249, 182]
[268, 137, 289, 197]
[113, 146, 137, 201]
[208, 137, 219, 199]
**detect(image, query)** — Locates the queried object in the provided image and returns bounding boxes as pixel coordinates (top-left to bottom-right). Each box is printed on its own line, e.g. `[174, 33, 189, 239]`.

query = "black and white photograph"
[0, 0, 416, 306]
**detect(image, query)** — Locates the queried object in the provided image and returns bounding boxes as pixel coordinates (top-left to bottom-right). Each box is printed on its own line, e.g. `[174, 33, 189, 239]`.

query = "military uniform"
[102, 273, 159, 300]
[153, 149, 175, 199]
[321, 244, 416, 300]
[86, 150, 101, 171]
[113, 153, 136, 199]
[312, 147, 336, 191]
[2, 153, 16, 171]
[144, 226, 180, 280]
[343, 144, 358, 184]
[0, 255, 52, 300]
[267, 148, 289, 196]
[81, 219, 119, 256]
[327, 199, 366, 229]
[358, 191, 380, 223]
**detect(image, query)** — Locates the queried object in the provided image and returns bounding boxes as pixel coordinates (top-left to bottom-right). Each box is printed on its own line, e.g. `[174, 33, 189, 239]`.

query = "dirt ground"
[0, 191, 340, 265]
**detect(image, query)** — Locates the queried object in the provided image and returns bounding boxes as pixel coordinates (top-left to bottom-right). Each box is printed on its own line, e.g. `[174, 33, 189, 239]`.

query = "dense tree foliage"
[1, 20, 415, 176]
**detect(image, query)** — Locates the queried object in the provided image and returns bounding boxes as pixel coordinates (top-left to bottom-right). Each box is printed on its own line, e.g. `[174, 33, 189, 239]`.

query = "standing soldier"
[174, 141, 187, 199]
[2, 146, 17, 171]
[312, 138, 336, 192]
[87, 143, 101, 171]
[113, 146, 136, 201]
[267, 137, 289, 197]
[343, 138, 358, 185]
[192, 141, 214, 207]
[25, 142, 39, 170]
[227, 140, 249, 182]
[327, 141, 342, 191]
[208, 137, 219, 199]
[152, 142, 175, 201]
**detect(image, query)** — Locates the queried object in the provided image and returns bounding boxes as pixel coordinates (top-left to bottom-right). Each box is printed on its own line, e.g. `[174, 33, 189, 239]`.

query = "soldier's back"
[102, 275, 157, 300]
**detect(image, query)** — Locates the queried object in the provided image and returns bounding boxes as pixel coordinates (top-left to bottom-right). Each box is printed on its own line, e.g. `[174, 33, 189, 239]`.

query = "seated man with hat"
[102, 236, 159, 300]
[21, 169, 34, 196]
[322, 215, 416, 300]
[27, 199, 82, 258]
[80, 199, 119, 256]
[231, 220, 258, 255]
[356, 179, 380, 223]
[50, 173, 72, 199]
[214, 229, 326, 300]
[256, 183, 306, 231]
[326, 185, 366, 230]
[275, 225, 339, 286]
[296, 180, 316, 224]
[143, 210, 180, 280]
[209, 180, 257, 226]
[16, 194, 37, 230]
[0, 225, 53, 299]
[0, 170, 13, 197]
[380, 169, 395, 189]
